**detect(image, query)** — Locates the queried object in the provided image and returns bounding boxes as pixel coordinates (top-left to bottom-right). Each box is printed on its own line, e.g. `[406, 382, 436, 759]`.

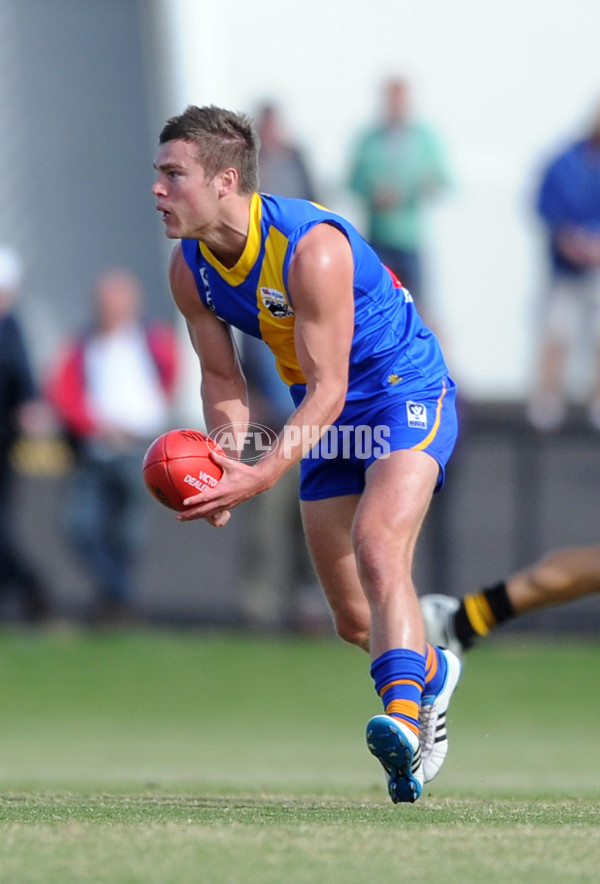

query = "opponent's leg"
[421, 544, 600, 655]
[508, 544, 600, 610]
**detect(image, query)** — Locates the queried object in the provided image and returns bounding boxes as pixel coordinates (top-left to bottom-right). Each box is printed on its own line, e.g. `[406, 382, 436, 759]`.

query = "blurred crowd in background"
[2, 73, 600, 632]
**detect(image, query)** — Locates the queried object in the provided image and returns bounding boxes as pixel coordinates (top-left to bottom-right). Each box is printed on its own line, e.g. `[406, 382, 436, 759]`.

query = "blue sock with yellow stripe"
[423, 642, 448, 697]
[370, 649, 425, 736]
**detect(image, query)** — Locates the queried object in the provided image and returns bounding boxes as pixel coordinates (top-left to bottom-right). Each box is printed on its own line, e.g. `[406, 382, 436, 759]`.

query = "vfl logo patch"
[406, 401, 427, 429]
[260, 287, 294, 318]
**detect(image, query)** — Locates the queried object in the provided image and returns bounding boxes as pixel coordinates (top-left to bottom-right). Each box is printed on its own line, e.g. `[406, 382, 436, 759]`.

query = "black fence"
[417, 400, 600, 635]
[8, 401, 600, 635]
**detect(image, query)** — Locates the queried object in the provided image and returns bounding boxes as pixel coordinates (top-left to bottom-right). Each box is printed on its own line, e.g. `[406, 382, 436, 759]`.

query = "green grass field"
[0, 629, 599, 883]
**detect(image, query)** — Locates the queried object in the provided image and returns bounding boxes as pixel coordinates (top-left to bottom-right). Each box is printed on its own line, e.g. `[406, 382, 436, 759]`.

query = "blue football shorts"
[298, 375, 458, 501]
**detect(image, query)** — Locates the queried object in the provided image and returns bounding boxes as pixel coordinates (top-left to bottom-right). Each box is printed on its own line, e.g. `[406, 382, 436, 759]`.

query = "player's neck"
[199, 195, 251, 268]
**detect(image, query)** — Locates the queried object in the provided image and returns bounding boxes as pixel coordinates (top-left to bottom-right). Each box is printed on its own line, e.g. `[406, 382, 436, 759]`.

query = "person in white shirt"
[46, 268, 179, 625]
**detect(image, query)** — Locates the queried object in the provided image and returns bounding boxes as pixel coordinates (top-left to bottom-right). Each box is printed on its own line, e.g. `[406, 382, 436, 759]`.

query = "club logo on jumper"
[406, 401, 427, 429]
[259, 287, 294, 318]
[208, 422, 279, 463]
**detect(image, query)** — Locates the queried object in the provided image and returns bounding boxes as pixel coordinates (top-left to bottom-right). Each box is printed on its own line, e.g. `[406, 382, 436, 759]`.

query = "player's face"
[152, 140, 219, 239]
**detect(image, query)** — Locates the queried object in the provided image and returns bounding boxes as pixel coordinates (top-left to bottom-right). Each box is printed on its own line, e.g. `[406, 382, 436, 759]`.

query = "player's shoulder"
[288, 219, 354, 294]
[167, 240, 185, 273]
[294, 218, 350, 253]
[259, 191, 323, 224]
[167, 242, 208, 315]
[169, 241, 197, 284]
[262, 192, 351, 234]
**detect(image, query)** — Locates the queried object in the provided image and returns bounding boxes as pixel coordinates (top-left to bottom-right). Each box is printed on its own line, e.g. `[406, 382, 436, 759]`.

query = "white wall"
[157, 0, 600, 399]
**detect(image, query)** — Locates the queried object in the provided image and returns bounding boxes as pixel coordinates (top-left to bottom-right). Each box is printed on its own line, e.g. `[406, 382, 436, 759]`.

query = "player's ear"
[218, 167, 238, 197]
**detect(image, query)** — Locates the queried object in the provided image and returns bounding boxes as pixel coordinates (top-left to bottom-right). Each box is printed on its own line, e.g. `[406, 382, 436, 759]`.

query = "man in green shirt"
[349, 78, 450, 308]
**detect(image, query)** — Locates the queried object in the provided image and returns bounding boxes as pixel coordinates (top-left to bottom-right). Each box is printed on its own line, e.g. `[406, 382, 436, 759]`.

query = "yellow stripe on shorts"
[411, 381, 447, 451]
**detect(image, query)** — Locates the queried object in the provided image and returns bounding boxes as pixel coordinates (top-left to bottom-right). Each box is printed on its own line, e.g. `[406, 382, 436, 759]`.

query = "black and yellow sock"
[454, 581, 516, 647]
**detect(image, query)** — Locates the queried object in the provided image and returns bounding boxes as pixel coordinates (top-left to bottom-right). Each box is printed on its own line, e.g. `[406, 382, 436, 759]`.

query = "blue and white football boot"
[366, 715, 423, 803]
[419, 647, 462, 783]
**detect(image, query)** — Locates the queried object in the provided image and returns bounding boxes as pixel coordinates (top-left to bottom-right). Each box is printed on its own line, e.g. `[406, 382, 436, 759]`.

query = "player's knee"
[352, 530, 409, 604]
[352, 529, 382, 577]
[333, 612, 370, 651]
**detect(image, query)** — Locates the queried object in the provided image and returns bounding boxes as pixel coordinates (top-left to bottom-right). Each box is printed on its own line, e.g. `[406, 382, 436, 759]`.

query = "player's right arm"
[168, 244, 249, 435]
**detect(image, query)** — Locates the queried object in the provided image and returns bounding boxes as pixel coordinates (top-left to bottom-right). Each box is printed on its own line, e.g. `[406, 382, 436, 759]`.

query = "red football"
[142, 429, 224, 512]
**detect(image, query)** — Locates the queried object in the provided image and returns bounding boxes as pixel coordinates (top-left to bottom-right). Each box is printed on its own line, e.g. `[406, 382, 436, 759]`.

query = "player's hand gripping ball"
[142, 429, 224, 512]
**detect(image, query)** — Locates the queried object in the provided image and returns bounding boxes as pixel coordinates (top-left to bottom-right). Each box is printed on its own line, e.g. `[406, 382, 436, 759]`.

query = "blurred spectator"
[238, 103, 327, 633]
[348, 78, 451, 310]
[247, 100, 318, 433]
[0, 245, 52, 623]
[248, 99, 319, 431]
[527, 102, 600, 430]
[45, 269, 179, 625]
[256, 102, 317, 201]
[239, 337, 328, 634]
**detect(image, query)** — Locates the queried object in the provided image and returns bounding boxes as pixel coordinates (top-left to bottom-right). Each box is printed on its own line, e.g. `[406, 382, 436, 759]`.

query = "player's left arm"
[177, 223, 355, 520]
